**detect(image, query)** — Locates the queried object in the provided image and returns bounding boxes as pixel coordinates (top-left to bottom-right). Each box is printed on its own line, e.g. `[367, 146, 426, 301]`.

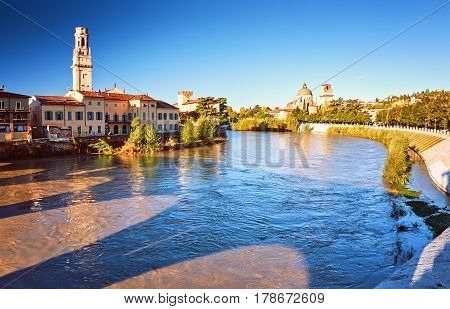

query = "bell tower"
[72, 27, 92, 91]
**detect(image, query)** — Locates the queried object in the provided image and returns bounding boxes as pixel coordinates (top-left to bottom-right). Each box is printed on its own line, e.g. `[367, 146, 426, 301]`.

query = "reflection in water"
[0, 131, 447, 288]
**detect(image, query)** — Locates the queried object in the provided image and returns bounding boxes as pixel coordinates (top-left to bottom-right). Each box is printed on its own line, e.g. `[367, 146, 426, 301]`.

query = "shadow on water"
[0, 132, 446, 288]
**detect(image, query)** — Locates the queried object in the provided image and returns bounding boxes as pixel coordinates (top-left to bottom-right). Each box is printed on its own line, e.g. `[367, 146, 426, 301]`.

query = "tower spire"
[71, 27, 93, 91]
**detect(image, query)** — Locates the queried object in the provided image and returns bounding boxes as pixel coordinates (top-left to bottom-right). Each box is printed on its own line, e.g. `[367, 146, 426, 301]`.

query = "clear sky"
[1, 0, 449, 108]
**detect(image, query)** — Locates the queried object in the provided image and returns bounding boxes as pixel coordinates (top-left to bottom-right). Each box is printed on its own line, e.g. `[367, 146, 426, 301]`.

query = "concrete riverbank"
[306, 123, 449, 289]
[376, 227, 449, 289]
[306, 123, 450, 194]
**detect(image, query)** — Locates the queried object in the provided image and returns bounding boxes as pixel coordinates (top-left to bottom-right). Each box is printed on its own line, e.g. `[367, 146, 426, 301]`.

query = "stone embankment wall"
[305, 123, 450, 194]
[376, 227, 449, 289]
[0, 136, 128, 161]
[0, 140, 78, 161]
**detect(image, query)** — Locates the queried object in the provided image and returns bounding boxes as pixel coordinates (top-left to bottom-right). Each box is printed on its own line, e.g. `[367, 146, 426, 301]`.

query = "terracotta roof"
[0, 91, 30, 99]
[79, 91, 157, 102]
[183, 99, 200, 105]
[131, 94, 155, 101]
[35, 96, 84, 106]
[79, 91, 135, 101]
[155, 100, 178, 109]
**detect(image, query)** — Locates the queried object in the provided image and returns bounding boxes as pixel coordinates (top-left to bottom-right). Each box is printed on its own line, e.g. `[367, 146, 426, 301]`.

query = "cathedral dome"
[297, 83, 312, 96]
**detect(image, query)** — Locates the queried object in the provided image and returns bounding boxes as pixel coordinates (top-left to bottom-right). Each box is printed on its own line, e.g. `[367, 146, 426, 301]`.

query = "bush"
[164, 137, 178, 148]
[195, 116, 219, 143]
[120, 118, 161, 154]
[181, 120, 196, 145]
[89, 139, 114, 155]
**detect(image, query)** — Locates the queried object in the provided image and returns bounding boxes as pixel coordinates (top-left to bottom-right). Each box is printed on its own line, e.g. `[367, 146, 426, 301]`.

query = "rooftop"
[0, 91, 30, 99]
[35, 96, 84, 106]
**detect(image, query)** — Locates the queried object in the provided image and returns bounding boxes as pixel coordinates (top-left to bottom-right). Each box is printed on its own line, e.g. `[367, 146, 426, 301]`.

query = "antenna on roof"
[123, 88, 126, 93]
[114, 82, 117, 88]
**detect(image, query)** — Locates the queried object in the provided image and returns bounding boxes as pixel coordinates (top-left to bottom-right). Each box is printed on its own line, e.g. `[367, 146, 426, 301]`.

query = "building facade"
[28, 27, 179, 138]
[0, 88, 30, 141]
[273, 82, 322, 119]
[30, 96, 86, 137]
[175, 91, 220, 113]
[318, 83, 334, 107]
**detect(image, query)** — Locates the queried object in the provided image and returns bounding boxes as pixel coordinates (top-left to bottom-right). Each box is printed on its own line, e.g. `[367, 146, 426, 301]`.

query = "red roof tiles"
[35, 96, 84, 106]
[0, 91, 30, 99]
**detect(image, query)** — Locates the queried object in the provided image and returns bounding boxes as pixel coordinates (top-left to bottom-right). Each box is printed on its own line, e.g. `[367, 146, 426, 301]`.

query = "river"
[0, 131, 447, 288]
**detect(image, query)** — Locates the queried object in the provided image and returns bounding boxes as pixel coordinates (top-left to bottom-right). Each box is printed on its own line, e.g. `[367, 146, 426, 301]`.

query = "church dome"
[297, 83, 312, 96]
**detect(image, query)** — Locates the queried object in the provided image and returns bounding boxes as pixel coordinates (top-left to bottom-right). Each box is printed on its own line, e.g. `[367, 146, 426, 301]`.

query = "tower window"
[81, 37, 85, 47]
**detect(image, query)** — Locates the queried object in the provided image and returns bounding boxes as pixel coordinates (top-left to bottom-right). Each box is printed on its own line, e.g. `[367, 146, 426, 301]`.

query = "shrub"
[120, 118, 161, 154]
[89, 139, 114, 155]
[181, 120, 196, 145]
[165, 137, 178, 148]
[195, 116, 219, 143]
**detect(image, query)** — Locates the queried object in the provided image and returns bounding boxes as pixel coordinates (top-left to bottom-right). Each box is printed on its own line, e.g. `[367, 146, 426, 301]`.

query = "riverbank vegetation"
[181, 116, 220, 145]
[90, 116, 222, 156]
[372, 90, 449, 129]
[327, 126, 420, 197]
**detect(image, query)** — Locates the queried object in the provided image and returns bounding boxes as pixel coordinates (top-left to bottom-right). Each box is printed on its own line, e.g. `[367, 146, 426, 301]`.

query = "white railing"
[306, 122, 450, 138]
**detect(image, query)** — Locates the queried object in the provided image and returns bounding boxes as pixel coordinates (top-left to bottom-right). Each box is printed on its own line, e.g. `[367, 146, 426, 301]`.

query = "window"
[87, 112, 94, 121]
[0, 125, 10, 132]
[75, 112, 83, 120]
[163, 113, 167, 120]
[122, 125, 127, 135]
[175, 124, 179, 131]
[96, 112, 103, 120]
[16, 101, 22, 110]
[97, 101, 101, 106]
[0, 101, 4, 110]
[88, 101, 92, 105]
[88, 126, 93, 134]
[14, 125, 27, 132]
[128, 113, 132, 121]
[151, 112, 154, 120]
[134, 113, 137, 118]
[158, 113, 162, 120]
[77, 126, 82, 135]
[151, 104, 155, 108]
[122, 114, 127, 122]
[163, 124, 167, 131]
[55, 111, 64, 121]
[174, 113, 179, 120]
[144, 103, 147, 107]
[67, 111, 72, 121]
[44, 111, 53, 121]
[143, 112, 146, 120]
[169, 124, 173, 131]
[169, 113, 173, 120]
[97, 126, 102, 134]
[105, 113, 110, 122]
[114, 113, 119, 122]
[158, 124, 162, 131]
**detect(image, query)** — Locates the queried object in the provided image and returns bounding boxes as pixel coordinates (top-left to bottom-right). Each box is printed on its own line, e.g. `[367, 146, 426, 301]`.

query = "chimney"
[0, 85, 4, 92]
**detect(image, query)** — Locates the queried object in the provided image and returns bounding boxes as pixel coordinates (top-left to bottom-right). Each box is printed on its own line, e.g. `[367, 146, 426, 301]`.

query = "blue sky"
[1, 0, 449, 108]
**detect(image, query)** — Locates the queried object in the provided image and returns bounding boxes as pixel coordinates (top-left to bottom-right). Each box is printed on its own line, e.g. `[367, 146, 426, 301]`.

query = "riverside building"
[29, 27, 179, 138]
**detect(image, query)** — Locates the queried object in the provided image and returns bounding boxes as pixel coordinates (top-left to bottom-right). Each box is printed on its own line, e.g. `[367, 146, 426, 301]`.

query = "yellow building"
[30, 96, 86, 137]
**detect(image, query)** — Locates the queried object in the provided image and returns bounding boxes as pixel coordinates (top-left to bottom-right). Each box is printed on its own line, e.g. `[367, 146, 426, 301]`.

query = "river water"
[0, 131, 447, 288]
